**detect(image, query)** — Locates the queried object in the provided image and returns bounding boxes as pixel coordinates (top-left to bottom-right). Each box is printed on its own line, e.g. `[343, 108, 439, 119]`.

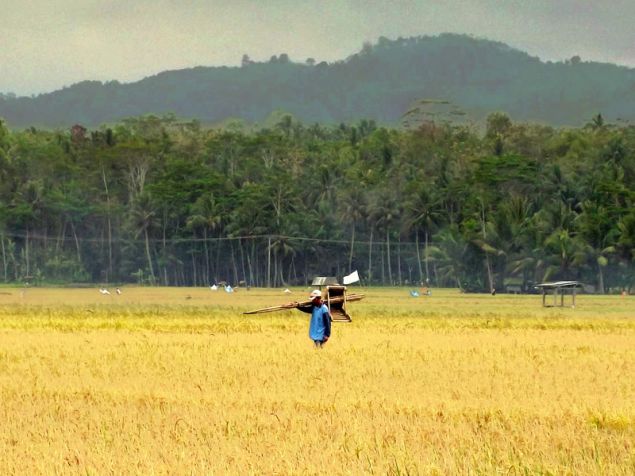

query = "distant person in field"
[294, 289, 332, 348]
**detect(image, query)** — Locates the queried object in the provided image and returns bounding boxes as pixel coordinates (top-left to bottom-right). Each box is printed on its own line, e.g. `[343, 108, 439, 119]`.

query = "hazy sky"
[2, 0, 634, 96]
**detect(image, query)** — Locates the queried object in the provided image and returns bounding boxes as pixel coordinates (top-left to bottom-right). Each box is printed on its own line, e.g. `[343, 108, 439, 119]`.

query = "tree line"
[0, 112, 633, 292]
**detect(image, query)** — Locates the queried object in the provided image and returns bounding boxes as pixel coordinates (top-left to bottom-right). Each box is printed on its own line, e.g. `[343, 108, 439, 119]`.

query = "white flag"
[343, 270, 360, 285]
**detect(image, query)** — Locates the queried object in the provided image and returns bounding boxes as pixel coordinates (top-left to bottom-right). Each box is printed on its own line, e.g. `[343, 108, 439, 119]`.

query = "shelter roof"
[311, 276, 339, 286]
[535, 281, 582, 289]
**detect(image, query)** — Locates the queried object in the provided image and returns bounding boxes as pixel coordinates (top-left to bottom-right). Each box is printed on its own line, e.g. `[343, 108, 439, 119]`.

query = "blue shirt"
[300, 303, 332, 341]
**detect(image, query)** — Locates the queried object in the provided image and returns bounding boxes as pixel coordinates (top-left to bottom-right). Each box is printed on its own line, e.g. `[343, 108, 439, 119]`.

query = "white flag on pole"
[343, 270, 360, 285]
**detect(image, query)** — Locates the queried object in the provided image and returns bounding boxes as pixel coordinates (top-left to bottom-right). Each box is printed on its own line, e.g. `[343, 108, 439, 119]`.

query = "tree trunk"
[348, 226, 355, 271]
[415, 233, 423, 285]
[273, 249, 278, 288]
[144, 228, 156, 284]
[286, 256, 293, 284]
[267, 236, 272, 288]
[230, 240, 239, 285]
[239, 238, 247, 285]
[598, 264, 605, 294]
[480, 203, 494, 292]
[386, 229, 392, 285]
[433, 262, 438, 287]
[162, 209, 168, 285]
[367, 228, 373, 284]
[70, 220, 82, 267]
[1, 233, 7, 282]
[397, 235, 402, 285]
[424, 231, 430, 285]
[486, 257, 494, 291]
[380, 240, 385, 285]
[101, 166, 113, 281]
[25, 227, 30, 277]
[249, 239, 256, 287]
[56, 221, 66, 256]
[203, 228, 210, 285]
[191, 248, 197, 286]
[214, 231, 222, 284]
[247, 243, 254, 287]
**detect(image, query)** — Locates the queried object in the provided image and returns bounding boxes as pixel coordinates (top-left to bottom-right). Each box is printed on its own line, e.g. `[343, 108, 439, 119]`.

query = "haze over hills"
[1, 33, 634, 129]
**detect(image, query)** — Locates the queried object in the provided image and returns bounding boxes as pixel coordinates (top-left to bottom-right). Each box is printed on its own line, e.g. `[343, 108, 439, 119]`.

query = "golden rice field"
[0, 286, 633, 475]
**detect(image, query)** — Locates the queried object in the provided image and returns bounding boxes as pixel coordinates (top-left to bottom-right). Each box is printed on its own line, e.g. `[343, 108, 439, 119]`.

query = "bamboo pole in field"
[243, 293, 364, 315]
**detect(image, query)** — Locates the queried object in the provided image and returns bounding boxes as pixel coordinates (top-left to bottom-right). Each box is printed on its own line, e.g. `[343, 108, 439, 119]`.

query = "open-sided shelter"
[535, 281, 583, 307]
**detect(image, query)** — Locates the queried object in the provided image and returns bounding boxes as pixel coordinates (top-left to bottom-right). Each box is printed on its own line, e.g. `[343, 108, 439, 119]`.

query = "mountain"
[1, 34, 634, 128]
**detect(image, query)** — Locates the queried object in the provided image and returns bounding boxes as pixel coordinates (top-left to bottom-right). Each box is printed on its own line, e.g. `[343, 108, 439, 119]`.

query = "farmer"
[297, 289, 332, 347]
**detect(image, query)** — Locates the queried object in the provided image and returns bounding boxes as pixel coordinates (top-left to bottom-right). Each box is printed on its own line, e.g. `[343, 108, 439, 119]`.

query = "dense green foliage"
[1, 34, 634, 128]
[0, 112, 633, 292]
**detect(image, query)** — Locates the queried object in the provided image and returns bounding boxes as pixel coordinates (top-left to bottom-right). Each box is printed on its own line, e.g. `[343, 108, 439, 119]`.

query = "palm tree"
[616, 213, 635, 292]
[369, 189, 401, 285]
[470, 220, 505, 292]
[268, 235, 297, 286]
[129, 193, 157, 284]
[403, 186, 442, 285]
[539, 229, 587, 282]
[576, 200, 619, 293]
[337, 188, 367, 272]
[187, 193, 223, 285]
[427, 225, 467, 289]
[499, 196, 538, 290]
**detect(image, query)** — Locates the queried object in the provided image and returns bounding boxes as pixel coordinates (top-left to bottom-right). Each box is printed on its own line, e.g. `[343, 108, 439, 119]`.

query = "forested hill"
[2, 33, 635, 128]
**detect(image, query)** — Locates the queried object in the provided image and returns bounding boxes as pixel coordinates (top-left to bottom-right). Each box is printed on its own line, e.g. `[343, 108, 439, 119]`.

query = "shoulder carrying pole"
[243, 294, 364, 315]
